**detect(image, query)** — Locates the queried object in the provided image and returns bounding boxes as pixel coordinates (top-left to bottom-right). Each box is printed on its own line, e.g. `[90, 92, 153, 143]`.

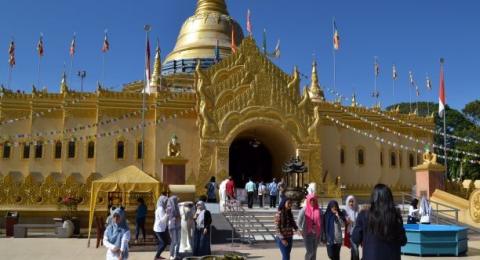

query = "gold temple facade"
[0, 0, 434, 210]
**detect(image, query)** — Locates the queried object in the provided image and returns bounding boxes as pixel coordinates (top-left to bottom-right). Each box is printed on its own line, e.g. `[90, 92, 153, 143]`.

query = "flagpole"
[37, 56, 42, 87]
[441, 58, 447, 179]
[102, 52, 106, 86]
[141, 25, 151, 172]
[332, 18, 337, 91]
[7, 66, 12, 89]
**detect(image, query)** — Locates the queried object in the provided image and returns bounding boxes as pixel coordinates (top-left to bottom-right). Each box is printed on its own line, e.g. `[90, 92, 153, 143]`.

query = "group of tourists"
[275, 183, 407, 260]
[102, 195, 212, 260]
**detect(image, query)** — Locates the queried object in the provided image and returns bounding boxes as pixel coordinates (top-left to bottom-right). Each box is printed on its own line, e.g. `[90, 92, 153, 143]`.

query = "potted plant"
[58, 196, 81, 235]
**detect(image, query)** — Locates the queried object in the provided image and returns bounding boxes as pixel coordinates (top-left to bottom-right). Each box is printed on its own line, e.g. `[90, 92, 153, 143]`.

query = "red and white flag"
[145, 36, 151, 93]
[246, 9, 252, 36]
[102, 31, 110, 53]
[69, 34, 76, 57]
[8, 40, 15, 67]
[438, 61, 446, 117]
[333, 20, 340, 51]
[231, 24, 237, 53]
[37, 35, 44, 57]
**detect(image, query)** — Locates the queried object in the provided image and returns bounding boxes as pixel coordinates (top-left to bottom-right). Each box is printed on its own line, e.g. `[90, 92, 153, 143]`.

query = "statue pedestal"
[161, 157, 188, 186]
[413, 162, 445, 199]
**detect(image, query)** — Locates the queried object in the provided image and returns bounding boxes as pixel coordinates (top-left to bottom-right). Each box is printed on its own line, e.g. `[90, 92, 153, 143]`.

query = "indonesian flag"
[333, 20, 340, 50]
[8, 40, 15, 67]
[231, 24, 237, 54]
[246, 9, 252, 36]
[439, 62, 446, 117]
[69, 34, 76, 57]
[102, 32, 110, 53]
[37, 35, 44, 57]
[145, 36, 151, 93]
[392, 64, 398, 80]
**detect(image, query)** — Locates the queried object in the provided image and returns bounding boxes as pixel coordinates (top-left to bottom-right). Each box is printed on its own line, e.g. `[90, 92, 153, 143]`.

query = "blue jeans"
[276, 237, 293, 260]
[155, 231, 168, 258]
[135, 217, 146, 240]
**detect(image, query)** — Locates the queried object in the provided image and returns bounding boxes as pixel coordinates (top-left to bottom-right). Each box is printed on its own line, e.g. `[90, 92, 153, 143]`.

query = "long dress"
[179, 202, 194, 253]
[193, 209, 212, 256]
[219, 179, 228, 212]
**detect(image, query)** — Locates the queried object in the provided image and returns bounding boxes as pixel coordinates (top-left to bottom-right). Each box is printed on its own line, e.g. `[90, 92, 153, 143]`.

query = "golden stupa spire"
[309, 60, 325, 102]
[150, 43, 162, 89]
[60, 71, 68, 94]
[351, 92, 357, 107]
[195, 0, 228, 15]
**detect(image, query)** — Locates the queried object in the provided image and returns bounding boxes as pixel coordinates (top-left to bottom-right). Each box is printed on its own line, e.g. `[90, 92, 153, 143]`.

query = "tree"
[462, 100, 480, 126]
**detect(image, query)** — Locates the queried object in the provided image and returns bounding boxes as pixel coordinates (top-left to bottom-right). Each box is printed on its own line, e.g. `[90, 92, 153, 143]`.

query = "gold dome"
[164, 0, 244, 65]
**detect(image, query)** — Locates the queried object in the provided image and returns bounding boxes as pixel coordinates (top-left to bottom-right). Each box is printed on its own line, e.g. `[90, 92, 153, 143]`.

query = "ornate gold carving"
[308, 106, 321, 142]
[196, 62, 219, 138]
[423, 150, 437, 164]
[470, 189, 480, 223]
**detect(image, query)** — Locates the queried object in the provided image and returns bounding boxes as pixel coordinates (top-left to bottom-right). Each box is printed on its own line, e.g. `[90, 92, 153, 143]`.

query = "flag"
[8, 40, 15, 67]
[409, 71, 415, 86]
[272, 39, 281, 58]
[439, 62, 446, 117]
[246, 9, 252, 36]
[102, 31, 110, 53]
[231, 24, 237, 53]
[426, 75, 432, 90]
[145, 35, 151, 92]
[416, 85, 420, 97]
[333, 20, 340, 50]
[214, 39, 220, 63]
[37, 35, 44, 57]
[392, 64, 398, 80]
[69, 34, 76, 57]
[374, 58, 379, 77]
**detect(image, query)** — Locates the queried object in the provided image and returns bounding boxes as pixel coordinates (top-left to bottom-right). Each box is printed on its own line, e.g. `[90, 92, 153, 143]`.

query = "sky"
[0, 0, 478, 110]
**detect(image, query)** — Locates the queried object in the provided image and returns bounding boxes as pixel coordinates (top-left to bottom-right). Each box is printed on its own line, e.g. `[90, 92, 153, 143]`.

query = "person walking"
[323, 200, 345, 260]
[257, 181, 266, 208]
[268, 178, 279, 208]
[352, 184, 407, 260]
[153, 195, 169, 260]
[134, 198, 147, 244]
[277, 179, 287, 206]
[205, 176, 218, 203]
[245, 178, 256, 209]
[407, 198, 419, 224]
[345, 195, 360, 260]
[275, 199, 298, 260]
[167, 196, 181, 260]
[193, 201, 212, 256]
[103, 207, 130, 260]
[297, 194, 322, 260]
[226, 176, 236, 200]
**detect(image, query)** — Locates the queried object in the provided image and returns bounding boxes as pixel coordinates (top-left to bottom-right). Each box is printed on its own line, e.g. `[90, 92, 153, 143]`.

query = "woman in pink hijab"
[297, 194, 323, 260]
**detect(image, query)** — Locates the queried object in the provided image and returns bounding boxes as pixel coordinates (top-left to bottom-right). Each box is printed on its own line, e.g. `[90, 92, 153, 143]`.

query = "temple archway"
[228, 125, 295, 187]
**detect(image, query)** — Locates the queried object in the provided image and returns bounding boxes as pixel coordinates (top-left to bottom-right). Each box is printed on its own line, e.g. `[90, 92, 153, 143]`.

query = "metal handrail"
[400, 192, 459, 224]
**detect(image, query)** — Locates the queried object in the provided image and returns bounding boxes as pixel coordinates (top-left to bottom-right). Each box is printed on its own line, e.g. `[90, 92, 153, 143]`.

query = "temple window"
[116, 141, 125, 159]
[357, 148, 365, 165]
[23, 143, 30, 159]
[390, 151, 397, 167]
[409, 153, 415, 167]
[380, 150, 384, 166]
[340, 147, 345, 164]
[137, 141, 143, 159]
[87, 141, 95, 159]
[399, 151, 403, 168]
[54, 141, 62, 159]
[35, 141, 43, 159]
[68, 141, 76, 158]
[2, 142, 11, 159]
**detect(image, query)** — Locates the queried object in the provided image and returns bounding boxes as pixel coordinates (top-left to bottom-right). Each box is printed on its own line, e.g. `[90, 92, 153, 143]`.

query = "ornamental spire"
[60, 71, 69, 94]
[150, 43, 162, 89]
[195, 0, 228, 15]
[309, 60, 325, 102]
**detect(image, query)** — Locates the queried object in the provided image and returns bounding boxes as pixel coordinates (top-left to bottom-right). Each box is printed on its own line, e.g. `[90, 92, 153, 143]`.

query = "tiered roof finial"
[195, 0, 228, 15]
[60, 71, 69, 94]
[308, 60, 325, 102]
[150, 43, 162, 90]
[351, 92, 357, 107]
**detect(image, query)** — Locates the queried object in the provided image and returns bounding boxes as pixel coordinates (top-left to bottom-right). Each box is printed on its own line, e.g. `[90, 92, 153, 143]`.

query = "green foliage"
[386, 101, 480, 180]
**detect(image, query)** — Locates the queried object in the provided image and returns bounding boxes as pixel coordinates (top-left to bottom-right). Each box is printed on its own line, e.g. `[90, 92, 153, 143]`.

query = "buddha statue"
[168, 134, 182, 157]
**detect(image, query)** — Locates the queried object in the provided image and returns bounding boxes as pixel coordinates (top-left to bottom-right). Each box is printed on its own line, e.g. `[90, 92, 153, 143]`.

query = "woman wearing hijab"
[345, 195, 360, 260]
[193, 201, 212, 256]
[419, 196, 432, 224]
[407, 198, 419, 224]
[297, 194, 322, 260]
[352, 184, 407, 260]
[153, 195, 169, 260]
[103, 208, 130, 260]
[135, 198, 147, 243]
[323, 200, 345, 260]
[275, 199, 298, 260]
[106, 206, 116, 226]
[167, 196, 181, 260]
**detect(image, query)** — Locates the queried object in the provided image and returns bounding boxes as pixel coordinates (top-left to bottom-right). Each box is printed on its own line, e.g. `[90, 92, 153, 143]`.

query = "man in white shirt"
[245, 178, 256, 209]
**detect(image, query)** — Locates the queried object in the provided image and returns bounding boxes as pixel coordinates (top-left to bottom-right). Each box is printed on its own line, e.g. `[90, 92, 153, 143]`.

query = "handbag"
[343, 223, 351, 248]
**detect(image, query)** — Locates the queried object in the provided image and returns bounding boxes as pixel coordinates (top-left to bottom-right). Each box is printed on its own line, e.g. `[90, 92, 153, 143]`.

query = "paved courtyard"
[0, 238, 479, 259]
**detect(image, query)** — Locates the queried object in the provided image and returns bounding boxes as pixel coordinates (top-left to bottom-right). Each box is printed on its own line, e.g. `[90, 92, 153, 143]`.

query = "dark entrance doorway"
[229, 137, 273, 187]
